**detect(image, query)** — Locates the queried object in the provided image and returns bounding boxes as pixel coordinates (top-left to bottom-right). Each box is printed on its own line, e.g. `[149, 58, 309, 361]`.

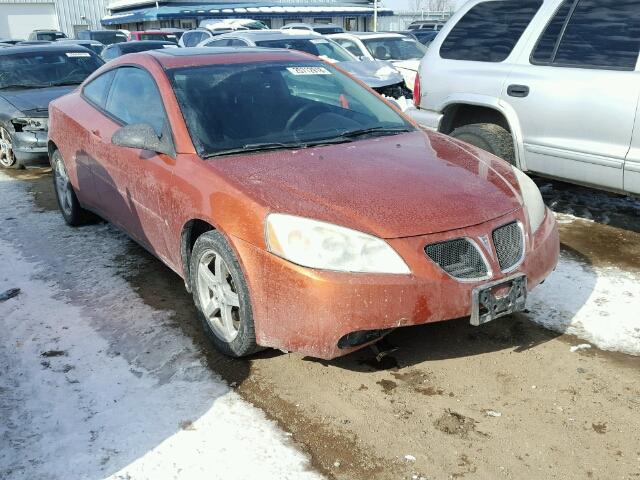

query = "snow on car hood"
[210, 130, 522, 239]
[0, 85, 76, 115]
[338, 60, 404, 88]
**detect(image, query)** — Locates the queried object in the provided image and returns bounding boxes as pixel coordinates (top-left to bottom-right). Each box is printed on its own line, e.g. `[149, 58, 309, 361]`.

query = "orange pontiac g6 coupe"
[48, 48, 559, 359]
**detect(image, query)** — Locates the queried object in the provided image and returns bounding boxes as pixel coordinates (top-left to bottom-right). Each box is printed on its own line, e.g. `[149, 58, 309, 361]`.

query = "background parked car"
[329, 32, 427, 92]
[77, 30, 128, 46]
[16, 41, 52, 46]
[199, 18, 269, 31]
[399, 30, 439, 46]
[410, 0, 640, 196]
[179, 28, 240, 48]
[199, 30, 410, 99]
[28, 30, 67, 41]
[0, 45, 103, 169]
[160, 28, 185, 41]
[128, 30, 179, 43]
[407, 20, 444, 31]
[0, 43, 13, 49]
[56, 39, 104, 56]
[281, 23, 344, 34]
[101, 40, 178, 61]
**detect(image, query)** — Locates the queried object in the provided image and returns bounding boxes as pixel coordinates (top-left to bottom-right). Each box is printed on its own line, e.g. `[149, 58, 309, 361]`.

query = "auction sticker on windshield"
[287, 66, 331, 75]
[66, 52, 91, 57]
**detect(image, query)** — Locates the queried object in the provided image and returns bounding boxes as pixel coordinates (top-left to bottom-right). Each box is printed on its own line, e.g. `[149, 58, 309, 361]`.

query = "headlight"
[265, 214, 410, 274]
[12, 117, 48, 132]
[512, 167, 546, 233]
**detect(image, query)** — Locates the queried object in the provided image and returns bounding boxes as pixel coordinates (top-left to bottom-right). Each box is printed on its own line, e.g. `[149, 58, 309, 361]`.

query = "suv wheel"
[190, 230, 262, 358]
[450, 123, 515, 165]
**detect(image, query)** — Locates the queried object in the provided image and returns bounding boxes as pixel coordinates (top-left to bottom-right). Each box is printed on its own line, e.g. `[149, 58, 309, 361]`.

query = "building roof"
[102, 2, 393, 25]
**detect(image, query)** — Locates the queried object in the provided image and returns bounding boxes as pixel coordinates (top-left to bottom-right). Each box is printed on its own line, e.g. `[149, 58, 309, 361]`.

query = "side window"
[336, 39, 363, 57]
[205, 39, 231, 47]
[440, 0, 543, 62]
[534, 0, 640, 71]
[83, 70, 116, 109]
[530, 0, 573, 64]
[184, 31, 203, 47]
[228, 39, 248, 47]
[102, 46, 117, 61]
[104, 67, 167, 136]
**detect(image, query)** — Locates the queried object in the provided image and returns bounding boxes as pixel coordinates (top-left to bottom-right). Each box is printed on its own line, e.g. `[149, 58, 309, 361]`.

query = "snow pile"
[0, 172, 323, 480]
[528, 250, 640, 356]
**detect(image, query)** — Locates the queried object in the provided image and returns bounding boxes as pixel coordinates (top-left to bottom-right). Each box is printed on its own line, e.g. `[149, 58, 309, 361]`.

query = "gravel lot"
[1, 168, 639, 480]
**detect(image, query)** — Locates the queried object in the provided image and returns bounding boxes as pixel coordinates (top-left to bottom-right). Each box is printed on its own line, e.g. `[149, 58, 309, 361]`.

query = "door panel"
[502, 66, 639, 190]
[624, 97, 640, 195]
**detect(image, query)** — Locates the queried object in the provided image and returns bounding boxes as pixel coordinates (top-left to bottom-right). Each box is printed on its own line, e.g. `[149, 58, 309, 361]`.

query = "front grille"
[425, 238, 488, 280]
[492, 222, 524, 271]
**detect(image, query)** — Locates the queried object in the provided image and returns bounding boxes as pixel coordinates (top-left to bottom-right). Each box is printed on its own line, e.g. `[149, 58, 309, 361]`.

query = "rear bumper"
[12, 131, 49, 166]
[406, 106, 442, 131]
[231, 209, 559, 360]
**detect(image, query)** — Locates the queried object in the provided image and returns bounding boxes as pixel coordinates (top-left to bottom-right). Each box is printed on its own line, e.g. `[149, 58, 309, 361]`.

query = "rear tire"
[450, 123, 515, 166]
[190, 230, 262, 358]
[51, 149, 97, 226]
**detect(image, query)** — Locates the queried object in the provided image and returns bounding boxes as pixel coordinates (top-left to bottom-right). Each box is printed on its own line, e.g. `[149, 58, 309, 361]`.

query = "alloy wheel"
[196, 249, 242, 342]
[0, 127, 16, 168]
[54, 156, 74, 217]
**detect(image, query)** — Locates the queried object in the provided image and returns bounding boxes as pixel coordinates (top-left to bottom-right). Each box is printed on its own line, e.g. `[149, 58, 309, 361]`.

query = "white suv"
[409, 0, 640, 195]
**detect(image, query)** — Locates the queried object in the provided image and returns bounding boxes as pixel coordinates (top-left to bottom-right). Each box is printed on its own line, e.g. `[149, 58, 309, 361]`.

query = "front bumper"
[12, 131, 49, 166]
[405, 106, 442, 131]
[231, 209, 559, 360]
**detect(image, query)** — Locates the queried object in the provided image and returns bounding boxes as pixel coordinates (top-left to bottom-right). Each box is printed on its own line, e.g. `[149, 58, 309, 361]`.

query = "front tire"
[450, 123, 516, 166]
[0, 127, 24, 169]
[51, 149, 96, 226]
[190, 230, 261, 358]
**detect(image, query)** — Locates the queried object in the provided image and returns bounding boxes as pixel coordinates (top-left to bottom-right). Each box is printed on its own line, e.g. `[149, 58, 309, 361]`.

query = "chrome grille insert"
[492, 222, 524, 272]
[425, 238, 489, 280]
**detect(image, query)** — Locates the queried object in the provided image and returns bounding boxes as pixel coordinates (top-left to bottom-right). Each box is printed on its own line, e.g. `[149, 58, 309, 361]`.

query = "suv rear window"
[532, 0, 640, 71]
[440, 0, 543, 62]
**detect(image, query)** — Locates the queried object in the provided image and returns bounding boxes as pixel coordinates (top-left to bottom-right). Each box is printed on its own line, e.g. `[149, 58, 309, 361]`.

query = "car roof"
[144, 47, 314, 69]
[57, 39, 102, 45]
[116, 40, 176, 49]
[339, 32, 406, 39]
[130, 30, 165, 34]
[214, 30, 319, 41]
[0, 44, 94, 55]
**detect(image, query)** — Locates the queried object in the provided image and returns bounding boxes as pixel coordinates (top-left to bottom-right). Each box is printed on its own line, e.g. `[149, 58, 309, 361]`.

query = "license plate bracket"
[470, 274, 527, 326]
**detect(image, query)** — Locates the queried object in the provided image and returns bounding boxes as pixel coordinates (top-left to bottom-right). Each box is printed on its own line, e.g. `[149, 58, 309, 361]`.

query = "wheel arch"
[180, 218, 217, 290]
[437, 97, 526, 169]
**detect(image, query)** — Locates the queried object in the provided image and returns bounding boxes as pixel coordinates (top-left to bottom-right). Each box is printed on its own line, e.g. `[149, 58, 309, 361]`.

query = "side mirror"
[111, 123, 175, 157]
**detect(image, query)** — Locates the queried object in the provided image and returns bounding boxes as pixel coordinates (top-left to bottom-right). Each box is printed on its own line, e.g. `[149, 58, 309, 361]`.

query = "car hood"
[338, 60, 404, 88]
[210, 131, 522, 239]
[0, 85, 77, 115]
[391, 59, 420, 73]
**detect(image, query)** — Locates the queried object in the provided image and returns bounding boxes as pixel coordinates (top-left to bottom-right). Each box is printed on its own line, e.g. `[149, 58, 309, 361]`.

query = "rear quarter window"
[440, 0, 543, 62]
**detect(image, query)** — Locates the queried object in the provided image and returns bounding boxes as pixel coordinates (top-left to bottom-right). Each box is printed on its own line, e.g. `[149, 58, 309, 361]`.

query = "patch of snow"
[570, 344, 592, 353]
[404, 454, 416, 462]
[0, 172, 323, 480]
[485, 410, 502, 418]
[383, 95, 411, 112]
[529, 251, 640, 356]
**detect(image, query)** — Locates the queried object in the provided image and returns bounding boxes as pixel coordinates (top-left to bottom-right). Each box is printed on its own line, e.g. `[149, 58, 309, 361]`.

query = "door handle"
[507, 84, 530, 98]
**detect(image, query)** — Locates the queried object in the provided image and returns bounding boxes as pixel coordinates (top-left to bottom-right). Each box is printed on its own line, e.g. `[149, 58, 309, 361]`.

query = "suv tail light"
[413, 73, 421, 108]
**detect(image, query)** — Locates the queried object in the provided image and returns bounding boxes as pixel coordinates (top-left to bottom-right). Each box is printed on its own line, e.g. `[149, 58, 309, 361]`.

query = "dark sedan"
[0, 45, 103, 169]
[101, 40, 178, 61]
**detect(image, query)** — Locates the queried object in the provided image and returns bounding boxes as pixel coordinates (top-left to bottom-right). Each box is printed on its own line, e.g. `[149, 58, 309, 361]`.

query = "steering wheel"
[284, 104, 327, 132]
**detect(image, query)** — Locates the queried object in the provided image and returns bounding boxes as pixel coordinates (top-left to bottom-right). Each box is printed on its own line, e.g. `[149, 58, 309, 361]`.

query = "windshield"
[138, 33, 178, 43]
[363, 37, 427, 60]
[0, 50, 103, 89]
[314, 26, 344, 34]
[91, 31, 127, 45]
[122, 42, 175, 54]
[168, 60, 413, 158]
[255, 38, 355, 63]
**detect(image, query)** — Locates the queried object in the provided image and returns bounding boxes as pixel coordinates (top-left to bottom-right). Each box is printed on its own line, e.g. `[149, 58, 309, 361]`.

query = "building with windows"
[0, 0, 109, 39]
[101, 0, 393, 32]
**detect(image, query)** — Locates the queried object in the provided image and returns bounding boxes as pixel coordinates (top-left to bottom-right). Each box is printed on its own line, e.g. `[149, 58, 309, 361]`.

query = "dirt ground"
[7, 168, 640, 480]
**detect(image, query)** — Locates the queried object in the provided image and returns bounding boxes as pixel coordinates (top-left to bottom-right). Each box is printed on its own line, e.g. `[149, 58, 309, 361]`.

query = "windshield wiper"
[47, 81, 82, 87]
[0, 84, 48, 90]
[205, 137, 351, 158]
[338, 126, 412, 139]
